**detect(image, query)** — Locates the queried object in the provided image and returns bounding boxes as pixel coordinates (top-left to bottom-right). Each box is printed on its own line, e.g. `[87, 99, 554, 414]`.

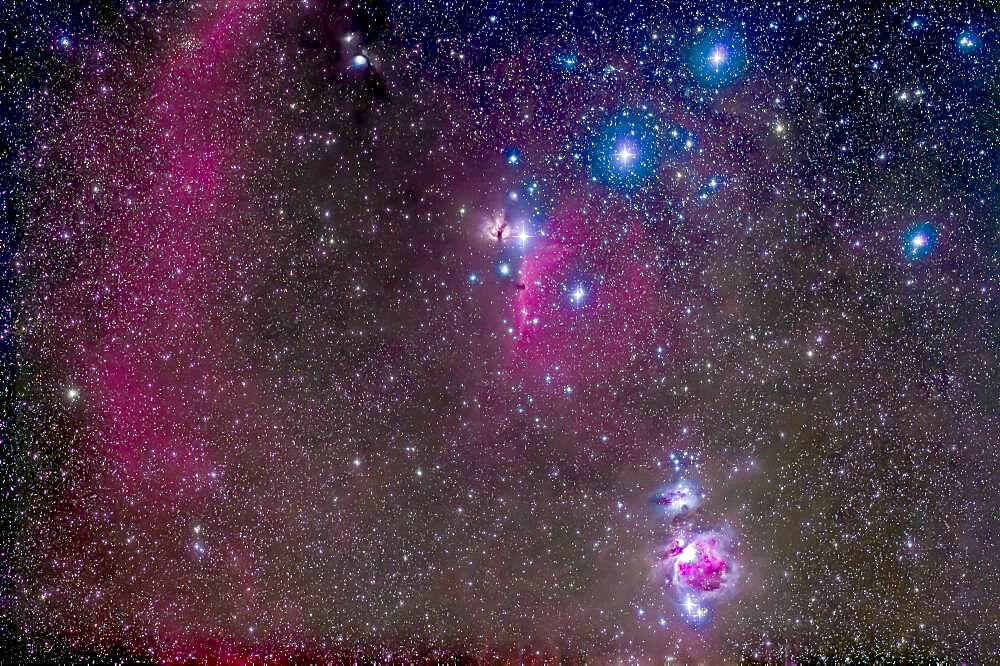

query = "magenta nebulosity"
[510, 204, 659, 388]
[659, 528, 739, 624]
[675, 537, 730, 593]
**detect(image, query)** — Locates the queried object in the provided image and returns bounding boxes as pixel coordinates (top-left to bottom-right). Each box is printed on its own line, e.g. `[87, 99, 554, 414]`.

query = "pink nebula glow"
[510, 202, 658, 385]
[660, 529, 739, 621]
[675, 536, 730, 592]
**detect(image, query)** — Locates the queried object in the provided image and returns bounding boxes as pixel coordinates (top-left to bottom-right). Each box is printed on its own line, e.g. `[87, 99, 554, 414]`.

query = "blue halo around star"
[554, 52, 579, 71]
[588, 111, 663, 190]
[902, 222, 938, 260]
[502, 147, 523, 166]
[956, 29, 981, 54]
[688, 29, 748, 88]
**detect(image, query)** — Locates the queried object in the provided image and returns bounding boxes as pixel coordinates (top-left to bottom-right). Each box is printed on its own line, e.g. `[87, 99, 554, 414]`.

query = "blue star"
[503, 147, 522, 166]
[697, 176, 724, 201]
[902, 222, 938, 260]
[588, 111, 663, 190]
[957, 30, 981, 54]
[554, 53, 579, 71]
[688, 29, 748, 88]
[565, 280, 591, 308]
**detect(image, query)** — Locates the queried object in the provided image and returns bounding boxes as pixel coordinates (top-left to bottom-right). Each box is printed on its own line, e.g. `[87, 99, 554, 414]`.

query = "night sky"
[3, 0, 999, 663]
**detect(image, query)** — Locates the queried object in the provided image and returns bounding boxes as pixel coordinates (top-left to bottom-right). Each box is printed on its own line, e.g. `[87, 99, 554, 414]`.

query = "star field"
[3, 0, 999, 663]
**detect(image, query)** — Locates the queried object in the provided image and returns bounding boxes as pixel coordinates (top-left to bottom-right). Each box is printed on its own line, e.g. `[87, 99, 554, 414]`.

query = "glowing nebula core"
[673, 534, 732, 593]
[652, 480, 702, 519]
[661, 530, 739, 621]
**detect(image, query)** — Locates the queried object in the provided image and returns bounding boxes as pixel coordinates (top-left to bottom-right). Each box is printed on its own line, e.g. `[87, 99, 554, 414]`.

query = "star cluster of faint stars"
[3, 0, 999, 663]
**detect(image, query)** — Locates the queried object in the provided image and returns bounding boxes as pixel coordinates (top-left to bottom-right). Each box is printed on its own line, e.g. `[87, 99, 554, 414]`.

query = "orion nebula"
[662, 531, 739, 611]
[4, 0, 1000, 663]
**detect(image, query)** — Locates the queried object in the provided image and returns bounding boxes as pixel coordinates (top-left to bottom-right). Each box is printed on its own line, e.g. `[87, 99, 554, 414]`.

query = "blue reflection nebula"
[957, 29, 981, 54]
[903, 222, 938, 260]
[688, 29, 748, 88]
[589, 111, 663, 190]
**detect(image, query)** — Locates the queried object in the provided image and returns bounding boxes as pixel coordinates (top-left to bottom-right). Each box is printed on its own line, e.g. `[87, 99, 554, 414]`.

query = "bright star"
[957, 30, 981, 53]
[615, 142, 636, 166]
[707, 45, 728, 70]
[503, 148, 522, 165]
[903, 222, 938, 259]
